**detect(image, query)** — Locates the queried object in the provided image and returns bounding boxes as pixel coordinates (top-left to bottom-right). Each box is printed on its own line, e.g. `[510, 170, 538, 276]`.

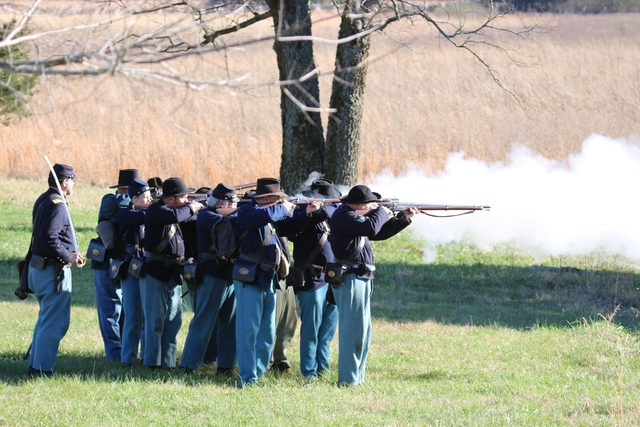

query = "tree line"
[238, 1, 640, 13]
[488, 0, 640, 13]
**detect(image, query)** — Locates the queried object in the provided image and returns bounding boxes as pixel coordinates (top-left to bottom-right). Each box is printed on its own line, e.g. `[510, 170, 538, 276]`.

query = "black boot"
[27, 367, 53, 378]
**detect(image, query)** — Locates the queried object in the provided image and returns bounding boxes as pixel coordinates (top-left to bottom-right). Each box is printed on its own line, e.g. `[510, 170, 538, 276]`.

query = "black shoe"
[271, 362, 292, 373]
[216, 367, 236, 377]
[182, 367, 195, 374]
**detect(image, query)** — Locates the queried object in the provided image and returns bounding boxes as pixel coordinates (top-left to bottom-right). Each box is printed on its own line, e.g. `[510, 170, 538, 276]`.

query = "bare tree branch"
[0, 0, 541, 109]
[3, 0, 41, 44]
[202, 10, 273, 46]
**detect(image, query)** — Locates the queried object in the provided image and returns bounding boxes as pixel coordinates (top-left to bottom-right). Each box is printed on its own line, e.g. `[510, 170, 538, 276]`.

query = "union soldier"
[116, 178, 152, 365]
[92, 168, 139, 361]
[329, 184, 419, 386]
[288, 179, 341, 379]
[140, 177, 202, 368]
[233, 178, 321, 387]
[27, 163, 84, 377]
[180, 183, 239, 375]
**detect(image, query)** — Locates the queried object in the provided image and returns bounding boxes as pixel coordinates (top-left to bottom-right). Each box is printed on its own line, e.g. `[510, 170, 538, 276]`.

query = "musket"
[289, 195, 489, 215]
[289, 197, 341, 204]
[44, 155, 84, 266]
[288, 196, 400, 204]
[234, 182, 257, 191]
[380, 201, 490, 217]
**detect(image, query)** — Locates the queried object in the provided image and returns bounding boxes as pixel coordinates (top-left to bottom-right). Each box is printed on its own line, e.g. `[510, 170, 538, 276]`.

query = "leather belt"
[334, 259, 376, 273]
[143, 251, 184, 265]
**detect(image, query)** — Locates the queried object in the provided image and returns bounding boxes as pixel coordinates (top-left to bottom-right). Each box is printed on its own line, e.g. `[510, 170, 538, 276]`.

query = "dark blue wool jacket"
[235, 200, 311, 291]
[329, 204, 412, 279]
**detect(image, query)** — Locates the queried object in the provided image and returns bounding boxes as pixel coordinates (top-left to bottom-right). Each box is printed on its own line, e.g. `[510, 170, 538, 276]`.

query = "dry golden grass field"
[0, 6, 639, 188]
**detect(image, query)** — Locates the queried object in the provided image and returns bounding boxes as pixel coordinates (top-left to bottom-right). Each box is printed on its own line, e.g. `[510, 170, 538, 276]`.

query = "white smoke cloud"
[369, 134, 640, 262]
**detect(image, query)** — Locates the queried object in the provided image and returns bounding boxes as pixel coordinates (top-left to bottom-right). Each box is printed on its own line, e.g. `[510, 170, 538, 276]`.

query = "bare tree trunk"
[267, 0, 325, 193]
[325, 8, 372, 187]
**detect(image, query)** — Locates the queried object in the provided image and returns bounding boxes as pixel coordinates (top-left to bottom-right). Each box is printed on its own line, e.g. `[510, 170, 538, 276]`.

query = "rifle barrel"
[290, 197, 340, 204]
[234, 182, 257, 190]
[381, 202, 490, 211]
[287, 197, 490, 211]
[289, 197, 400, 204]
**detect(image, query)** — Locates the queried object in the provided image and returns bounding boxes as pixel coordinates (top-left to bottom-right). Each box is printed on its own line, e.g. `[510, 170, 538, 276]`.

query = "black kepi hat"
[161, 177, 195, 198]
[211, 182, 239, 201]
[340, 185, 381, 204]
[253, 177, 287, 198]
[128, 179, 150, 197]
[110, 169, 140, 189]
[49, 163, 75, 181]
[302, 178, 342, 198]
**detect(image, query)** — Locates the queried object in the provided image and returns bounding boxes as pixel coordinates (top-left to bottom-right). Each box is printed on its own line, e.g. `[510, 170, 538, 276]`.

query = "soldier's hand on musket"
[403, 207, 421, 218]
[305, 200, 323, 215]
[379, 204, 394, 216]
[281, 199, 295, 211]
[189, 201, 204, 213]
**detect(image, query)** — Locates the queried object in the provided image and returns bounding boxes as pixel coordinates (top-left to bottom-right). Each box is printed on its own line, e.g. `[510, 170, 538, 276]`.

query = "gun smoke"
[368, 134, 640, 263]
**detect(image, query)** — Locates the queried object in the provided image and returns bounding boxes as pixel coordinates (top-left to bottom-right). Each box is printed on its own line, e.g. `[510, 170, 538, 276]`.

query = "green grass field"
[1, 179, 640, 426]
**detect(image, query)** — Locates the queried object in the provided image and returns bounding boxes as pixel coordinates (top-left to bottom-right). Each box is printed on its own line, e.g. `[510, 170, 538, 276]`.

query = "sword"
[22, 342, 32, 360]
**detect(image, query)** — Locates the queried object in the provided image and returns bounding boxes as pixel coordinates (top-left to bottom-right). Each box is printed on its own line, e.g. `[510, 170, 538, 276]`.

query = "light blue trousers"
[234, 276, 276, 386]
[333, 273, 372, 386]
[296, 284, 338, 379]
[93, 269, 123, 361]
[120, 274, 144, 364]
[139, 275, 183, 368]
[28, 265, 72, 372]
[180, 275, 236, 370]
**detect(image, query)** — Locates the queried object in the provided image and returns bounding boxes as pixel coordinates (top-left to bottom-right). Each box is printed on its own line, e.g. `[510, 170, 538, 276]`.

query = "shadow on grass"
[0, 350, 239, 386]
[371, 261, 640, 331]
[2, 258, 640, 331]
[0, 258, 98, 306]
